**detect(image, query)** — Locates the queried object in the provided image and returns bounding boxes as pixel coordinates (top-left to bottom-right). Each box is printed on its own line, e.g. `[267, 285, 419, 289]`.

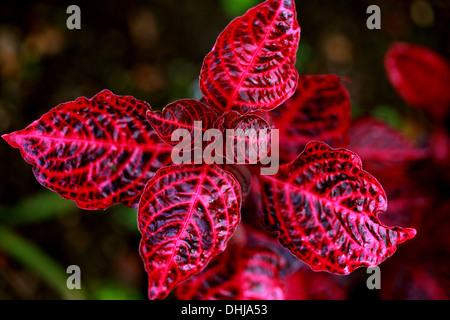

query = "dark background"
[0, 0, 449, 299]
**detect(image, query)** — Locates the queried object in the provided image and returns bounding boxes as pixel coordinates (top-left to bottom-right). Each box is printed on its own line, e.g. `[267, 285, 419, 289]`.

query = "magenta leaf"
[214, 111, 273, 164]
[138, 164, 242, 299]
[200, 0, 300, 115]
[2, 90, 172, 210]
[260, 141, 416, 275]
[385, 42, 450, 122]
[176, 226, 286, 300]
[146, 99, 218, 148]
[271, 74, 351, 160]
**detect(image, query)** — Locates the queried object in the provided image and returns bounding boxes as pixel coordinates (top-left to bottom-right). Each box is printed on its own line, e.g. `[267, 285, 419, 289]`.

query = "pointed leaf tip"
[260, 141, 416, 275]
[200, 0, 301, 115]
[3, 90, 172, 210]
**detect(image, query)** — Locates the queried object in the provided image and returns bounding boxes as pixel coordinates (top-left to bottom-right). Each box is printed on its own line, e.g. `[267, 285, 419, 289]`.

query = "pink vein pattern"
[2, 90, 173, 210]
[176, 226, 286, 300]
[260, 141, 416, 274]
[138, 164, 242, 299]
[271, 74, 351, 160]
[146, 99, 218, 147]
[200, 0, 300, 115]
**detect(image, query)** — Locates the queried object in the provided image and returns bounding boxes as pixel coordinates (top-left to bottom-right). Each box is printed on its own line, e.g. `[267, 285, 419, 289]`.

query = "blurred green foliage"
[220, 0, 260, 17]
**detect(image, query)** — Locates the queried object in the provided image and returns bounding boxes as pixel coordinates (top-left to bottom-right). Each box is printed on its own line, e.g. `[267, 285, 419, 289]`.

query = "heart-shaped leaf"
[200, 0, 300, 115]
[146, 99, 218, 148]
[175, 225, 286, 300]
[384, 42, 450, 122]
[2, 90, 172, 210]
[214, 111, 273, 164]
[138, 164, 242, 300]
[260, 141, 416, 275]
[271, 74, 351, 160]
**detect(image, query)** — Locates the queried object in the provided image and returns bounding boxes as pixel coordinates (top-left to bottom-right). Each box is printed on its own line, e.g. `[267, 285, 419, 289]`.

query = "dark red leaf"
[175, 225, 286, 300]
[384, 42, 450, 122]
[381, 200, 450, 299]
[348, 117, 433, 228]
[284, 266, 348, 300]
[271, 74, 351, 160]
[138, 164, 242, 300]
[200, 0, 300, 115]
[221, 164, 253, 201]
[214, 111, 273, 164]
[2, 90, 172, 210]
[146, 99, 218, 148]
[348, 117, 429, 172]
[430, 127, 450, 183]
[260, 141, 416, 275]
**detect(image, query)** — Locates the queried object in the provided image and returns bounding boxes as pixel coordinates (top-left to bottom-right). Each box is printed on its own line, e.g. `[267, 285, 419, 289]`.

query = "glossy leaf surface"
[272, 74, 351, 160]
[138, 164, 242, 299]
[260, 141, 416, 275]
[200, 0, 300, 114]
[2, 90, 172, 210]
[384, 42, 450, 121]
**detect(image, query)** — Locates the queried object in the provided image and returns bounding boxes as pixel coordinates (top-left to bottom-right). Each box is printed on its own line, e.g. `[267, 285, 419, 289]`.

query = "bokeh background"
[0, 0, 449, 299]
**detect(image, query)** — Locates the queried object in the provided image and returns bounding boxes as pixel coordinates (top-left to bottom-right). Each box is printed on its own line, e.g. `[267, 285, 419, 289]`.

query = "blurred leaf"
[167, 58, 198, 103]
[0, 226, 84, 300]
[111, 206, 139, 233]
[0, 191, 76, 226]
[296, 42, 312, 71]
[371, 104, 403, 129]
[89, 281, 143, 300]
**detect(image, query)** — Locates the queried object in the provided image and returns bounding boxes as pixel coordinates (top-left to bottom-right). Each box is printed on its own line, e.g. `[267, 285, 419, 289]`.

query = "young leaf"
[271, 74, 351, 160]
[138, 164, 242, 300]
[2, 90, 172, 210]
[146, 99, 218, 147]
[384, 42, 450, 122]
[200, 0, 300, 114]
[260, 141, 416, 275]
[214, 111, 272, 164]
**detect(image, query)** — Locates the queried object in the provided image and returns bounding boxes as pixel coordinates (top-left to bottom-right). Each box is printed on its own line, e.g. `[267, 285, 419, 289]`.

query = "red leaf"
[214, 111, 272, 164]
[260, 141, 416, 275]
[146, 99, 218, 147]
[381, 200, 450, 299]
[384, 42, 450, 121]
[284, 266, 348, 300]
[221, 164, 253, 201]
[200, 0, 300, 115]
[138, 164, 242, 299]
[271, 74, 351, 160]
[176, 225, 286, 300]
[2, 90, 172, 210]
[348, 117, 429, 171]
